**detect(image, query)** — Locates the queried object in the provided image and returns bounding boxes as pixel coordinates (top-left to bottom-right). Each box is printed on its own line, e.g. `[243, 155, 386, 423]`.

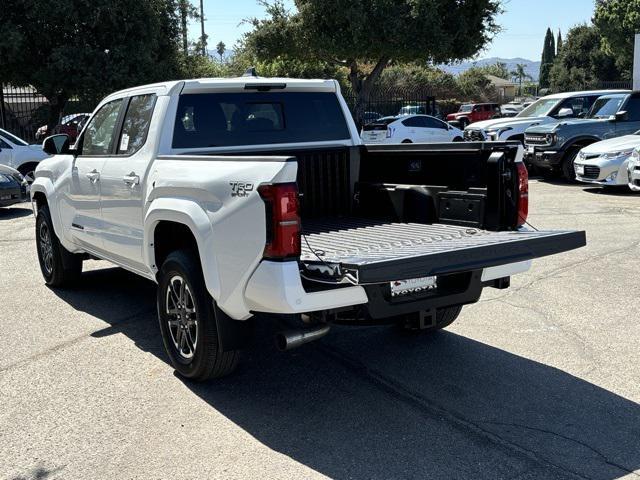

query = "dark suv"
[524, 92, 640, 180]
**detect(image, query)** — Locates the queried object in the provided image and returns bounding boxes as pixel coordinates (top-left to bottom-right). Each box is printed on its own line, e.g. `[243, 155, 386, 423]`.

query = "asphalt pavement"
[1, 180, 639, 480]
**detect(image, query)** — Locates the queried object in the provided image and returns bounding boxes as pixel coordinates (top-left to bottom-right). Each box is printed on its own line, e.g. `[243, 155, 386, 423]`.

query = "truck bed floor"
[301, 218, 585, 283]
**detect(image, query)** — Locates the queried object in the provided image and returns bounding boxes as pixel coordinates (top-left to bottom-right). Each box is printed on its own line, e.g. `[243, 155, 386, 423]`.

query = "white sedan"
[574, 134, 640, 190]
[361, 115, 464, 144]
[0, 128, 49, 183]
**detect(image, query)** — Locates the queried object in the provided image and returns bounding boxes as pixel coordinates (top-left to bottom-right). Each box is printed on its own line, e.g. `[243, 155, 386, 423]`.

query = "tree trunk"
[348, 57, 389, 128]
[179, 0, 189, 55]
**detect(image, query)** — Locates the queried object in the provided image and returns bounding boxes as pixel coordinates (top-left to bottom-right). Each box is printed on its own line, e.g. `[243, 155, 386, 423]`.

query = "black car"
[0, 164, 29, 207]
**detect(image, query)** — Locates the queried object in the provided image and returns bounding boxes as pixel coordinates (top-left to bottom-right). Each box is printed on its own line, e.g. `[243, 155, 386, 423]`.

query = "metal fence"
[343, 87, 438, 127]
[597, 80, 633, 90]
[0, 85, 94, 144]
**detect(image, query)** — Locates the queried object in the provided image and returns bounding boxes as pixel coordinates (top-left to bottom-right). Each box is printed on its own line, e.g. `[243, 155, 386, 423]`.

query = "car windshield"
[459, 105, 472, 113]
[0, 128, 28, 146]
[587, 95, 627, 119]
[517, 98, 560, 118]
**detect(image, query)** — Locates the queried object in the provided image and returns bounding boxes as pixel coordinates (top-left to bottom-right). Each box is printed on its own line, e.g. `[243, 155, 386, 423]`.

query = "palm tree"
[510, 64, 533, 96]
[216, 41, 226, 62]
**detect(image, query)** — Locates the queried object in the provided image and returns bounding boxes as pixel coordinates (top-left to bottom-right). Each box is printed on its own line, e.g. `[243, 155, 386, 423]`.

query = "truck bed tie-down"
[301, 218, 586, 284]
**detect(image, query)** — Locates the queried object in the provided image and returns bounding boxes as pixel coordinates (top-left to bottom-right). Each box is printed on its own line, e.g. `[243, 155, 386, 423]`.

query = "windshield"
[459, 104, 472, 113]
[517, 98, 560, 118]
[0, 128, 28, 146]
[587, 95, 627, 119]
[172, 92, 350, 149]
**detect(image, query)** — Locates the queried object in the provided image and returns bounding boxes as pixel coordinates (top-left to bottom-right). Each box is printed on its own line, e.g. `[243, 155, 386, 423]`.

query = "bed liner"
[301, 218, 586, 284]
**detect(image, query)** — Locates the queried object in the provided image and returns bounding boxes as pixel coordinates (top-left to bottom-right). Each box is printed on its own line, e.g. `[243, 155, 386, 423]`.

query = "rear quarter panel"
[145, 156, 297, 320]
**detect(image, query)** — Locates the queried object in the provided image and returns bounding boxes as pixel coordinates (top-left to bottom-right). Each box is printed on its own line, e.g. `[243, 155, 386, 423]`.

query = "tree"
[557, 29, 563, 54]
[198, 0, 207, 56]
[510, 64, 532, 96]
[0, 0, 182, 131]
[216, 42, 227, 62]
[478, 61, 510, 80]
[539, 27, 556, 88]
[244, 0, 501, 123]
[549, 24, 620, 91]
[594, 0, 640, 79]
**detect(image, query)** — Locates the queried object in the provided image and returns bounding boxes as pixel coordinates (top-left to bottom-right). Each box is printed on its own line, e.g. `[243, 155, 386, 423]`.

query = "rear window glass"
[588, 95, 627, 118]
[172, 92, 350, 148]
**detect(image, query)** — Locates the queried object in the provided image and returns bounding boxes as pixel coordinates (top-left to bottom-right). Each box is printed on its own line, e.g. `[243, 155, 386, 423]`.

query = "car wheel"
[453, 136, 463, 142]
[157, 250, 239, 381]
[562, 149, 580, 182]
[401, 139, 413, 143]
[395, 305, 463, 333]
[35, 204, 82, 286]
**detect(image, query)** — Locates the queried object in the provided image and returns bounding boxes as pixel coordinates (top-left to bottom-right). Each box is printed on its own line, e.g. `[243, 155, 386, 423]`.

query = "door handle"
[123, 172, 140, 186]
[86, 170, 100, 182]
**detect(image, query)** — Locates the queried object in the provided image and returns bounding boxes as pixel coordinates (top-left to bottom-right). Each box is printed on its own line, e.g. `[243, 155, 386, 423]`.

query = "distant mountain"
[439, 57, 541, 82]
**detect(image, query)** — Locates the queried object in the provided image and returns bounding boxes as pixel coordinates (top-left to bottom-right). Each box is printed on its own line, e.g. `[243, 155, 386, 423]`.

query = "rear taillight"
[258, 183, 301, 259]
[516, 162, 529, 227]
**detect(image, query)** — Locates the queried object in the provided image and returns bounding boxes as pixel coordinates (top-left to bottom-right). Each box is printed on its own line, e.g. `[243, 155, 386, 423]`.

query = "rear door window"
[623, 96, 640, 121]
[117, 94, 156, 154]
[172, 92, 350, 148]
[402, 117, 426, 128]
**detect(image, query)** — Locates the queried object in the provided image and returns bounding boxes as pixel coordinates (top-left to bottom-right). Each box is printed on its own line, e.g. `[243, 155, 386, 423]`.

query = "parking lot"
[1, 180, 639, 480]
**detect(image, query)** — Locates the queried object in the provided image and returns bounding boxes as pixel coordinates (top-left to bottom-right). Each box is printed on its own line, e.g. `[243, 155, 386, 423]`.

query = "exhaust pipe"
[275, 324, 331, 351]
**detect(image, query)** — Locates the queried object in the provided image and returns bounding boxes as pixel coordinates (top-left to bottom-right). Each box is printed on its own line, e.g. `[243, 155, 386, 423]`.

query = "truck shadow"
[0, 205, 32, 220]
[52, 266, 640, 480]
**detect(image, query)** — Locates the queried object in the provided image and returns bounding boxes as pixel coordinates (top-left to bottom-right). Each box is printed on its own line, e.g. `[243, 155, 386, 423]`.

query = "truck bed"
[301, 218, 586, 284]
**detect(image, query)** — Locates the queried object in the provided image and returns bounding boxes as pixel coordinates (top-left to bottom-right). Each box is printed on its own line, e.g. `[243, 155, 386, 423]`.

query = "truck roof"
[102, 76, 339, 102]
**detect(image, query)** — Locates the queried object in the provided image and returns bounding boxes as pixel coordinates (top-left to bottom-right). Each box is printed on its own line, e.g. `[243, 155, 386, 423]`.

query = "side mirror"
[42, 134, 71, 155]
[614, 110, 628, 122]
[557, 108, 573, 118]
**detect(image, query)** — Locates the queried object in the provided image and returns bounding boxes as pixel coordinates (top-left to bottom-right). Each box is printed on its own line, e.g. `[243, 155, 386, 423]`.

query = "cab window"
[117, 94, 156, 155]
[81, 100, 124, 155]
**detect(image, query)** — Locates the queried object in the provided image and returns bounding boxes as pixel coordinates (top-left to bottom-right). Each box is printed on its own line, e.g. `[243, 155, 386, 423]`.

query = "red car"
[35, 113, 90, 143]
[446, 103, 500, 128]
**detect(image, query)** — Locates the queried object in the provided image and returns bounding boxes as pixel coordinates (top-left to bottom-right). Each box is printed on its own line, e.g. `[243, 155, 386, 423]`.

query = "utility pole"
[199, 0, 207, 57]
[634, 34, 640, 90]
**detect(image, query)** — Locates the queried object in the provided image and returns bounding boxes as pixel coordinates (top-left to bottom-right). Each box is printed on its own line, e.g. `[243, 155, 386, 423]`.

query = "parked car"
[31, 76, 584, 381]
[628, 149, 640, 191]
[0, 164, 29, 208]
[361, 114, 464, 144]
[500, 104, 522, 118]
[525, 92, 640, 180]
[0, 128, 49, 183]
[464, 90, 629, 143]
[573, 134, 640, 189]
[35, 113, 90, 143]
[446, 103, 500, 128]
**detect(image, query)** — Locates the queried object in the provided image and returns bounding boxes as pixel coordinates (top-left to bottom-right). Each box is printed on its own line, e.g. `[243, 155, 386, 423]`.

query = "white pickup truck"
[32, 75, 585, 381]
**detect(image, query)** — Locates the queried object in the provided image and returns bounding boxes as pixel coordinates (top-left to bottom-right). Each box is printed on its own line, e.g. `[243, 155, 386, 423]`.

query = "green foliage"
[549, 24, 620, 91]
[593, 0, 640, 78]
[456, 68, 497, 101]
[244, 0, 501, 122]
[481, 62, 511, 80]
[510, 64, 532, 95]
[0, 0, 184, 126]
[539, 27, 556, 88]
[216, 42, 227, 62]
[557, 30, 563, 54]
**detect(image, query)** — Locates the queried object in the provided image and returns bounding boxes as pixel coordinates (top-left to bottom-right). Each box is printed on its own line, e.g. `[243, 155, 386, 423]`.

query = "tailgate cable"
[301, 231, 361, 286]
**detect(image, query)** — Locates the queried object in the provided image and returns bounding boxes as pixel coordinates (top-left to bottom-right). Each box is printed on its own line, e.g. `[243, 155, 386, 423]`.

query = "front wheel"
[157, 250, 239, 381]
[396, 305, 463, 333]
[35, 204, 82, 286]
[562, 149, 580, 182]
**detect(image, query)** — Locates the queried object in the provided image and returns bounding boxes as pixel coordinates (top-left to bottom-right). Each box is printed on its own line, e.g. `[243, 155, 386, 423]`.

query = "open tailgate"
[301, 219, 585, 284]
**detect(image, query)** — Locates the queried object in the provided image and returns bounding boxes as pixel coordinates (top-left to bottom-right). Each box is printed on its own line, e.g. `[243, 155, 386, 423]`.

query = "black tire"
[401, 139, 413, 143]
[157, 249, 239, 381]
[396, 305, 463, 333]
[453, 136, 463, 142]
[561, 149, 580, 182]
[35, 204, 82, 287]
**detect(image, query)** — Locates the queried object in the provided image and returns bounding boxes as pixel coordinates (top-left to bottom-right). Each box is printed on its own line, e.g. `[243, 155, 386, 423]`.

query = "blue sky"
[191, 0, 595, 61]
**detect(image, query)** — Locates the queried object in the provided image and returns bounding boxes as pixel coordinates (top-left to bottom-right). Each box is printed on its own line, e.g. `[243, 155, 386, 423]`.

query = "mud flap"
[213, 303, 254, 352]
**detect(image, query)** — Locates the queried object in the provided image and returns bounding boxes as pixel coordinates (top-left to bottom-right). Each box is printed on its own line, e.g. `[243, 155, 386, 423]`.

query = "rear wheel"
[396, 305, 463, 334]
[401, 139, 413, 143]
[35, 204, 82, 286]
[453, 136, 463, 142]
[157, 250, 239, 381]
